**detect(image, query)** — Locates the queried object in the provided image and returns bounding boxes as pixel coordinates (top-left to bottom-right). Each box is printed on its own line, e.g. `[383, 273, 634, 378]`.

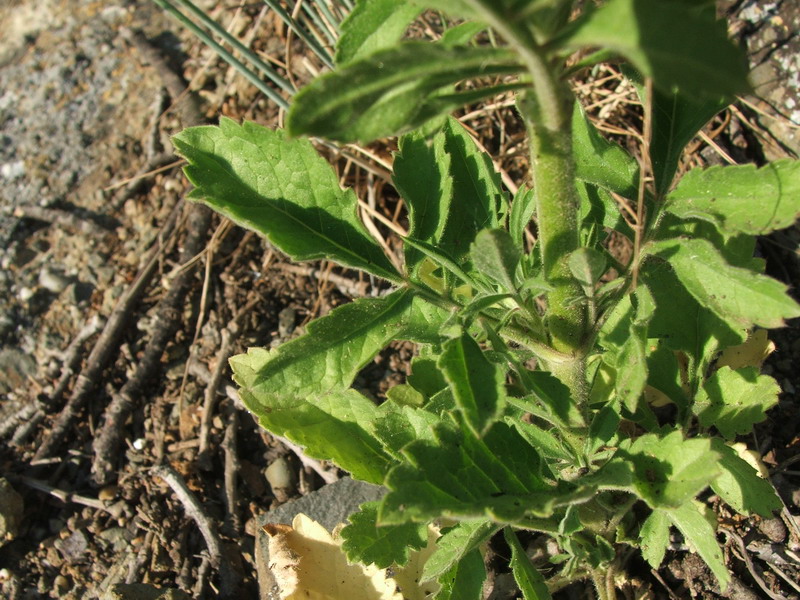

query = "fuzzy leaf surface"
[694, 367, 780, 440]
[666, 160, 800, 234]
[710, 440, 781, 517]
[380, 420, 565, 523]
[664, 502, 730, 591]
[640, 509, 670, 569]
[504, 529, 553, 599]
[173, 119, 398, 281]
[340, 501, 428, 568]
[439, 334, 508, 436]
[611, 430, 721, 508]
[641, 259, 744, 369]
[394, 130, 452, 277]
[234, 289, 445, 397]
[286, 43, 521, 143]
[433, 548, 485, 600]
[422, 520, 499, 583]
[235, 385, 391, 483]
[626, 69, 729, 196]
[647, 238, 800, 330]
[471, 229, 520, 293]
[335, 0, 421, 65]
[563, 0, 748, 98]
[396, 118, 505, 275]
[572, 102, 639, 198]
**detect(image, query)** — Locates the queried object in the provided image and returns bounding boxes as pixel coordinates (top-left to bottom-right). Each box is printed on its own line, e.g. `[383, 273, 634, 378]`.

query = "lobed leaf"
[504, 528, 553, 599]
[663, 502, 730, 591]
[693, 366, 780, 440]
[439, 333, 509, 436]
[173, 118, 399, 281]
[572, 102, 639, 198]
[666, 160, 800, 235]
[471, 229, 521, 293]
[641, 258, 744, 372]
[233, 290, 445, 398]
[286, 43, 523, 143]
[563, 0, 748, 98]
[335, 0, 421, 65]
[380, 419, 568, 523]
[647, 238, 800, 330]
[340, 501, 429, 568]
[710, 440, 781, 518]
[609, 430, 721, 508]
[422, 520, 498, 583]
[639, 509, 670, 569]
[433, 549, 485, 600]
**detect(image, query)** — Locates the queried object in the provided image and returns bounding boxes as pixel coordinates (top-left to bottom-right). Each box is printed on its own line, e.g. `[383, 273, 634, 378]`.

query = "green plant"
[171, 1, 800, 597]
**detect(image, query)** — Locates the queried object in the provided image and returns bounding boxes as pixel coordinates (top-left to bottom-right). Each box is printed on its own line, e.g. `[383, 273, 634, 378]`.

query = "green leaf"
[235, 385, 392, 483]
[422, 520, 499, 582]
[440, 118, 506, 260]
[614, 286, 655, 413]
[612, 430, 721, 508]
[567, 247, 607, 290]
[640, 509, 670, 569]
[710, 440, 781, 518]
[396, 118, 506, 276]
[641, 257, 744, 369]
[510, 418, 574, 462]
[663, 501, 730, 591]
[395, 129, 453, 277]
[380, 419, 562, 523]
[173, 119, 399, 281]
[439, 333, 507, 436]
[433, 548, 486, 600]
[340, 501, 428, 568]
[572, 102, 639, 198]
[335, 0, 421, 65]
[693, 366, 780, 440]
[563, 0, 748, 98]
[287, 43, 522, 143]
[625, 67, 729, 196]
[373, 403, 440, 456]
[647, 238, 800, 330]
[504, 528, 553, 600]
[666, 160, 800, 235]
[232, 289, 445, 397]
[407, 356, 449, 399]
[512, 371, 586, 429]
[385, 384, 426, 408]
[509, 185, 536, 247]
[471, 229, 521, 293]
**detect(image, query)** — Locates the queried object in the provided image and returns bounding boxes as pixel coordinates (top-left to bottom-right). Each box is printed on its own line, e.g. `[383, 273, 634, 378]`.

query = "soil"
[0, 1, 798, 599]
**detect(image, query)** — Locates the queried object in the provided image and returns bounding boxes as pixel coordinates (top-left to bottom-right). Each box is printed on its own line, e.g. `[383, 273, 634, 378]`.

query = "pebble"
[39, 265, 71, 293]
[757, 517, 787, 543]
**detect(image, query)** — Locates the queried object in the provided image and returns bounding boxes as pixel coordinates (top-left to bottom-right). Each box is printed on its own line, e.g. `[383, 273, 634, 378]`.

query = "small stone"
[38, 266, 71, 293]
[0, 478, 23, 546]
[758, 517, 787, 543]
[98, 485, 118, 502]
[265, 457, 295, 495]
[53, 574, 70, 595]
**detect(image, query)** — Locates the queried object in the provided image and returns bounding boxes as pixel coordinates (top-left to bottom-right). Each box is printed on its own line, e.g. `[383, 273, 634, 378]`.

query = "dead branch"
[152, 464, 239, 598]
[33, 201, 183, 461]
[91, 203, 212, 485]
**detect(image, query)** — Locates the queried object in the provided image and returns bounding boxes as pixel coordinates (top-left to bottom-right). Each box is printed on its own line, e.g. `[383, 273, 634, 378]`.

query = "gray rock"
[0, 477, 23, 546]
[255, 477, 386, 600]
